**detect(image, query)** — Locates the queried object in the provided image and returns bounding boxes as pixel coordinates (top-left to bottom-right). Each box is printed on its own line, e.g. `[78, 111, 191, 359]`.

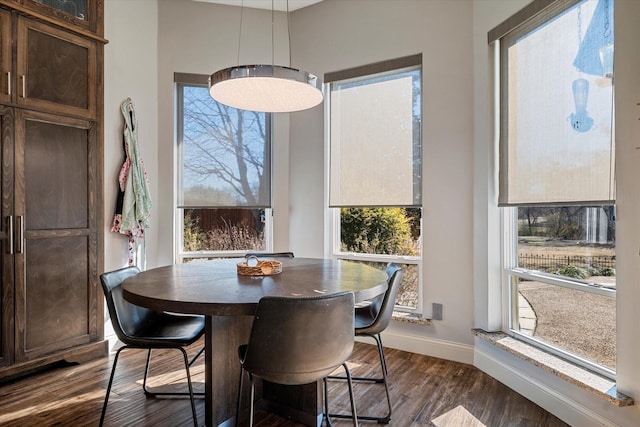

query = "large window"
[326, 55, 423, 312]
[175, 73, 272, 261]
[494, 0, 615, 377]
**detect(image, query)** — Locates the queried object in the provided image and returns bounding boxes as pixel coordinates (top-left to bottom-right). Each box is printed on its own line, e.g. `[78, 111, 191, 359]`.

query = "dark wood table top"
[122, 257, 388, 316]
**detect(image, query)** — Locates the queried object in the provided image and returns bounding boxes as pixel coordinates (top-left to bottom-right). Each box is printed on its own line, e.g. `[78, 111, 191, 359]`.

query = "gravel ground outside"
[518, 280, 616, 370]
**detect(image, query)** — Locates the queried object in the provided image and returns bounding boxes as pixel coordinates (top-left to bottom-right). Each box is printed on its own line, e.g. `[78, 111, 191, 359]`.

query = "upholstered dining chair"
[328, 263, 403, 424]
[235, 292, 359, 427]
[244, 251, 295, 258]
[99, 266, 205, 427]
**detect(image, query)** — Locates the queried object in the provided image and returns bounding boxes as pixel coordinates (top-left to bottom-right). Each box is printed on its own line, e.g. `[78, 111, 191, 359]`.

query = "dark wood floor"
[0, 338, 569, 427]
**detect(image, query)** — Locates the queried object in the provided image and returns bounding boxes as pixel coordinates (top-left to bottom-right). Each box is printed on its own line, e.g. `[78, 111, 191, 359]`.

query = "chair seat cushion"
[124, 312, 205, 347]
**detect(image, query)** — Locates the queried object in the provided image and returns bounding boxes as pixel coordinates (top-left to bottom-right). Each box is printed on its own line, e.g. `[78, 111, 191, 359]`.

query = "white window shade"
[498, 0, 615, 206]
[329, 70, 421, 207]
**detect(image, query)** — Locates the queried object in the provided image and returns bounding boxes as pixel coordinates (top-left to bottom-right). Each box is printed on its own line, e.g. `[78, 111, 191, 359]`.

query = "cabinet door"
[13, 109, 98, 361]
[16, 17, 96, 119]
[0, 106, 13, 367]
[0, 10, 10, 105]
[19, 0, 101, 36]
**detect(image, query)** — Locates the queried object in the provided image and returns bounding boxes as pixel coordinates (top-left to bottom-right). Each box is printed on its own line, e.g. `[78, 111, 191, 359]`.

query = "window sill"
[392, 311, 431, 326]
[473, 328, 633, 407]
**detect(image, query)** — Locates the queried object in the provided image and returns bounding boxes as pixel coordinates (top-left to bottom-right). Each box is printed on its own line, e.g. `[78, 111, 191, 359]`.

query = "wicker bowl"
[237, 256, 283, 276]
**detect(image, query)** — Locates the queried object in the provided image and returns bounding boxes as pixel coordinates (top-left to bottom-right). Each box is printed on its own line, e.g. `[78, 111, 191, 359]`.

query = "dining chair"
[244, 251, 295, 258]
[99, 266, 205, 427]
[328, 263, 403, 424]
[235, 292, 359, 427]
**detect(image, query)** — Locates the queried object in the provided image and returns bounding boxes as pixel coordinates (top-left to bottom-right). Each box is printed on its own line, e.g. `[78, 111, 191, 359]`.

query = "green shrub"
[593, 267, 616, 277]
[340, 208, 415, 255]
[555, 265, 589, 279]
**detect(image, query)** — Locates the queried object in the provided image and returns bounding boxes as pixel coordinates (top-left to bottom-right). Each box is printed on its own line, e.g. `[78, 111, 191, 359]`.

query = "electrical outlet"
[432, 303, 443, 320]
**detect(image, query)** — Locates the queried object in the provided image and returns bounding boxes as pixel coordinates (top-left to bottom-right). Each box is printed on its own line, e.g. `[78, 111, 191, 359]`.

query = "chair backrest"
[364, 263, 403, 334]
[245, 251, 295, 258]
[100, 266, 156, 343]
[242, 292, 355, 385]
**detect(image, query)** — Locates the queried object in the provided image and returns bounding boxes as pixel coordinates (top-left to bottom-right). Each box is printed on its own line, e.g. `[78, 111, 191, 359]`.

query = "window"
[326, 55, 423, 312]
[494, 0, 615, 377]
[175, 73, 272, 262]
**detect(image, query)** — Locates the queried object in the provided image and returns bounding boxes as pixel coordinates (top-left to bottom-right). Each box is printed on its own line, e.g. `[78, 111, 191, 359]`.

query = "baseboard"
[365, 329, 637, 425]
[372, 330, 474, 365]
[474, 343, 621, 427]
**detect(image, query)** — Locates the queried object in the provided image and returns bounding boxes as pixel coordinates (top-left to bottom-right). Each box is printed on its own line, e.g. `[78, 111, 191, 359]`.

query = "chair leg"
[99, 346, 126, 427]
[178, 347, 199, 427]
[189, 346, 205, 366]
[143, 348, 204, 397]
[327, 334, 392, 424]
[141, 347, 199, 427]
[323, 377, 334, 427]
[249, 374, 256, 427]
[372, 334, 392, 423]
[235, 367, 244, 427]
[142, 348, 153, 396]
[343, 362, 359, 427]
[101, 346, 199, 427]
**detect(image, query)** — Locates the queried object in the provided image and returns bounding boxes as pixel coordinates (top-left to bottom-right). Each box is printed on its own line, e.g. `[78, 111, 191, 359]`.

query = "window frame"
[174, 73, 273, 262]
[324, 56, 424, 314]
[501, 206, 616, 379]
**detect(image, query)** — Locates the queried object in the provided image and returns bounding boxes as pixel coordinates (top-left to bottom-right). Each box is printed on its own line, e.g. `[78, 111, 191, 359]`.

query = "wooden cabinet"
[0, 1, 104, 380]
[16, 17, 97, 119]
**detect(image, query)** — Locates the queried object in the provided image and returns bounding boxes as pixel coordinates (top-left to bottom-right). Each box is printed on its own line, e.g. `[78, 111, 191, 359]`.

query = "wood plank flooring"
[0, 339, 569, 426]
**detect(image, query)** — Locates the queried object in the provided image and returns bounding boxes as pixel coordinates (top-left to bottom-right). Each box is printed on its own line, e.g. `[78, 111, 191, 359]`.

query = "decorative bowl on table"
[237, 256, 283, 276]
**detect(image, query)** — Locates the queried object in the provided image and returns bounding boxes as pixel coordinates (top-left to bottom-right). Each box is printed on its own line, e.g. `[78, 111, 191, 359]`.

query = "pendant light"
[209, 0, 323, 113]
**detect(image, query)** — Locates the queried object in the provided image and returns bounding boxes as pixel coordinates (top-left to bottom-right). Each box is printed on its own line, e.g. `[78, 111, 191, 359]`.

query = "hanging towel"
[111, 97, 152, 267]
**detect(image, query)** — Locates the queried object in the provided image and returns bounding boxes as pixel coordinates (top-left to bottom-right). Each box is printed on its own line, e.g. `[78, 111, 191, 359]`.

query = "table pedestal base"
[205, 316, 323, 427]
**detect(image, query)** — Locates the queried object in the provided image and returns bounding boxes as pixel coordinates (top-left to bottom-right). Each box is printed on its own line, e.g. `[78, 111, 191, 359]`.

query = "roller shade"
[327, 57, 422, 208]
[497, 0, 615, 206]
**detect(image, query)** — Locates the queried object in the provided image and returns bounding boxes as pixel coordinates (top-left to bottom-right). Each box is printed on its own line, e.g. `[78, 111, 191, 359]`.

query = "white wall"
[104, 0, 159, 272]
[290, 0, 476, 354]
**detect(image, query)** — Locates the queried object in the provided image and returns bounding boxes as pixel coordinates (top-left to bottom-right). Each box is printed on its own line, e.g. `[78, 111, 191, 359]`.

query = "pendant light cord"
[271, 0, 293, 67]
[287, 0, 292, 67]
[237, 0, 244, 65]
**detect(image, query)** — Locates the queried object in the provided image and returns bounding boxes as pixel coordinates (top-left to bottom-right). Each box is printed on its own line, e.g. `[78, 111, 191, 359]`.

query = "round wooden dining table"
[122, 257, 388, 427]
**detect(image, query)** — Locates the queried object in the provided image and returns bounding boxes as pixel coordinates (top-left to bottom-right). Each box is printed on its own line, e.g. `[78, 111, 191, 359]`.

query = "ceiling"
[193, 0, 324, 12]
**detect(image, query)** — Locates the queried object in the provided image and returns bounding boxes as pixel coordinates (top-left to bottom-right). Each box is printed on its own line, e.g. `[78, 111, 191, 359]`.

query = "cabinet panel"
[17, 17, 96, 119]
[0, 10, 10, 105]
[19, 0, 101, 36]
[24, 119, 88, 229]
[24, 235, 88, 352]
[30, 0, 87, 21]
[14, 109, 98, 362]
[0, 105, 13, 368]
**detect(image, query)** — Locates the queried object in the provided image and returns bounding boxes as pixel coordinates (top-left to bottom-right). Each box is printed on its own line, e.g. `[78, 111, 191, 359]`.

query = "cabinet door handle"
[20, 75, 25, 98]
[6, 215, 13, 254]
[16, 215, 23, 254]
[6, 71, 10, 96]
